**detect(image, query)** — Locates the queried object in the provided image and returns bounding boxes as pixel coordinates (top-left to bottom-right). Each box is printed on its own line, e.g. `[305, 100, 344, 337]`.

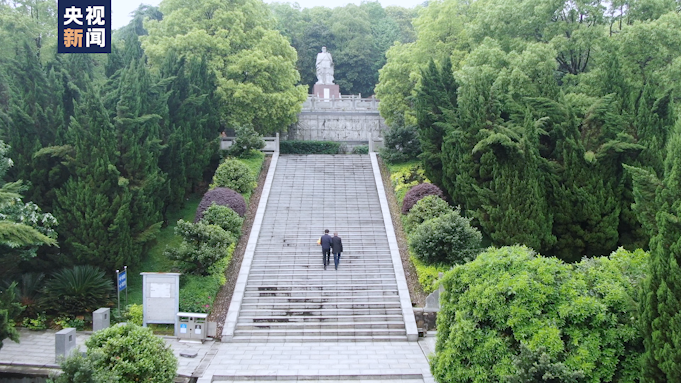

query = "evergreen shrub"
[403, 195, 453, 232]
[409, 211, 481, 265]
[410, 255, 448, 294]
[48, 352, 121, 383]
[352, 145, 369, 154]
[210, 159, 256, 194]
[227, 125, 265, 157]
[280, 140, 341, 154]
[43, 266, 114, 316]
[389, 162, 428, 203]
[86, 323, 177, 383]
[165, 220, 234, 275]
[432, 246, 647, 383]
[125, 304, 143, 326]
[0, 281, 21, 349]
[200, 204, 243, 237]
[196, 187, 246, 219]
[379, 124, 421, 164]
[402, 182, 444, 214]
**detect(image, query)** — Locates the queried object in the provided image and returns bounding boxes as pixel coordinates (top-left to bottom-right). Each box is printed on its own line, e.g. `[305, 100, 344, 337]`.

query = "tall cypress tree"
[472, 111, 555, 251]
[634, 121, 681, 382]
[55, 85, 135, 270]
[415, 57, 458, 187]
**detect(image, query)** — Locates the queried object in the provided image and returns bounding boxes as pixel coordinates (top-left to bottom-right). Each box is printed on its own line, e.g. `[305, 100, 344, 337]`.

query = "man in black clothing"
[331, 232, 343, 270]
[320, 229, 333, 270]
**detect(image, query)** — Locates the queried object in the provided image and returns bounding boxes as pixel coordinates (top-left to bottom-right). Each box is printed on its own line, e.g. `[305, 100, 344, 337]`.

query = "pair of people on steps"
[319, 229, 343, 270]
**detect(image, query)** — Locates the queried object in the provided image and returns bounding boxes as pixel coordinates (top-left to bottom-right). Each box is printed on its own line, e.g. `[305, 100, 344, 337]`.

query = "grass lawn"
[125, 195, 202, 306]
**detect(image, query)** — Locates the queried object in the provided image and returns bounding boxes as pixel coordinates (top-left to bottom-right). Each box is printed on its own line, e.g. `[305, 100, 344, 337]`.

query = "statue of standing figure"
[316, 47, 334, 85]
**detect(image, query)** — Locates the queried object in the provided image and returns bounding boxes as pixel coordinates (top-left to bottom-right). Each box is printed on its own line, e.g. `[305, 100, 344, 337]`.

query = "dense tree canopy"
[377, 0, 681, 260]
[142, 0, 307, 134]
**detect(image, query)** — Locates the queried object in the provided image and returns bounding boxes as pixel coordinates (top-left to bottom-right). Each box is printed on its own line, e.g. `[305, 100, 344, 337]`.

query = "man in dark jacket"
[320, 229, 333, 270]
[331, 232, 343, 270]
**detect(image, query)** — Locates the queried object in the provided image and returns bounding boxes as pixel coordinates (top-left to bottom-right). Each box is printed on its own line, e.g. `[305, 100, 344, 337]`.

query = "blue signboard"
[58, 0, 111, 53]
[118, 271, 127, 292]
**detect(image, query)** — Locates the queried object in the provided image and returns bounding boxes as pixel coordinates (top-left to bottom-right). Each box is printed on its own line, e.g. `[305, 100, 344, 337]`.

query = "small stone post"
[92, 308, 110, 332]
[55, 328, 77, 362]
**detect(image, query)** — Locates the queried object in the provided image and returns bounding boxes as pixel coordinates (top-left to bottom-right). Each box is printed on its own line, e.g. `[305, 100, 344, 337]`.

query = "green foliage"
[431, 246, 648, 383]
[280, 140, 341, 154]
[403, 195, 453, 232]
[48, 352, 121, 383]
[506, 344, 586, 383]
[388, 161, 428, 203]
[54, 316, 86, 331]
[210, 159, 257, 195]
[227, 125, 265, 158]
[634, 123, 681, 382]
[43, 266, 114, 316]
[351, 145, 369, 154]
[410, 255, 447, 294]
[379, 124, 421, 164]
[200, 204, 244, 238]
[165, 220, 234, 275]
[179, 272, 223, 314]
[125, 304, 143, 326]
[0, 282, 22, 350]
[142, 0, 307, 133]
[22, 313, 47, 331]
[409, 210, 482, 265]
[86, 323, 177, 383]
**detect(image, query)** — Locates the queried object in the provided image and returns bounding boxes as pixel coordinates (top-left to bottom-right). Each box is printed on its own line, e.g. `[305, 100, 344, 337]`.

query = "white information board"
[141, 273, 180, 334]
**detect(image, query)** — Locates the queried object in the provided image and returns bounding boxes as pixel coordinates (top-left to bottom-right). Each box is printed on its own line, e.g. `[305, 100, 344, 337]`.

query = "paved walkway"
[0, 329, 436, 382]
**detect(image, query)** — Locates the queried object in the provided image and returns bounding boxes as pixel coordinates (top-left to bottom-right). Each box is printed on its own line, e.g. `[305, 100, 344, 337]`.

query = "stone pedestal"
[55, 328, 77, 362]
[93, 308, 110, 332]
[313, 84, 340, 100]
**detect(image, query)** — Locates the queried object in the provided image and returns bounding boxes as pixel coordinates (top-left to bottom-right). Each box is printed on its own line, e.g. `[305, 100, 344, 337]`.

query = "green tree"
[432, 246, 647, 383]
[630, 123, 681, 382]
[141, 0, 307, 134]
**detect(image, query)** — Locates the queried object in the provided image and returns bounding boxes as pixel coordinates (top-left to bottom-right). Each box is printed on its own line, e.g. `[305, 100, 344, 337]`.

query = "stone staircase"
[231, 154, 408, 342]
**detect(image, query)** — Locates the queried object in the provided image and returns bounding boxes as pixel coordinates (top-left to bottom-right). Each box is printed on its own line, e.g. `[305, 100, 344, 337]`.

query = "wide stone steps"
[231, 155, 408, 342]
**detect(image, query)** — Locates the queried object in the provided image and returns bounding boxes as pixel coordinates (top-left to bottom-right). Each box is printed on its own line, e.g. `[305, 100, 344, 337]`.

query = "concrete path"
[0, 330, 437, 382]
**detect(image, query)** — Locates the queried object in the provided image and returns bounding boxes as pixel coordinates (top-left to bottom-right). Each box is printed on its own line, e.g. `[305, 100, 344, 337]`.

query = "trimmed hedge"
[402, 182, 444, 214]
[280, 140, 341, 154]
[210, 159, 256, 194]
[409, 211, 482, 265]
[403, 195, 453, 232]
[196, 188, 246, 219]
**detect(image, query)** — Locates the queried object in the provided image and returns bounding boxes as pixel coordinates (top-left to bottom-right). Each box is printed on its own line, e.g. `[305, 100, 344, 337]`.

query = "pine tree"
[635, 121, 681, 382]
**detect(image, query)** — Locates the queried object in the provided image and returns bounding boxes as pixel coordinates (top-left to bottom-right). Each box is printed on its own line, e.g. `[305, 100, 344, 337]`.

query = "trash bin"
[176, 312, 208, 342]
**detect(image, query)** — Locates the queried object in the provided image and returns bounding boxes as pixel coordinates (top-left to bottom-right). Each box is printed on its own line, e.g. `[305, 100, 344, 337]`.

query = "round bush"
[403, 195, 453, 232]
[86, 323, 177, 383]
[210, 159, 256, 194]
[409, 211, 481, 265]
[402, 182, 444, 214]
[43, 266, 114, 316]
[200, 204, 243, 237]
[196, 187, 246, 220]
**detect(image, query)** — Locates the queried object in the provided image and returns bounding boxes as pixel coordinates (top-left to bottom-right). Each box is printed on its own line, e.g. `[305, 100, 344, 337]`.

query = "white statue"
[315, 46, 334, 85]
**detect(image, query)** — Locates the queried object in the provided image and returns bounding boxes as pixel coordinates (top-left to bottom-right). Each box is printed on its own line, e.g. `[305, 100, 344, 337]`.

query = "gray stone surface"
[92, 308, 110, 332]
[291, 112, 387, 142]
[225, 154, 416, 343]
[54, 328, 76, 362]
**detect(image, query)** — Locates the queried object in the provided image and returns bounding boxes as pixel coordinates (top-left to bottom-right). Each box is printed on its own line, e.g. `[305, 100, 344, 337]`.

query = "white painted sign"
[149, 283, 171, 298]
